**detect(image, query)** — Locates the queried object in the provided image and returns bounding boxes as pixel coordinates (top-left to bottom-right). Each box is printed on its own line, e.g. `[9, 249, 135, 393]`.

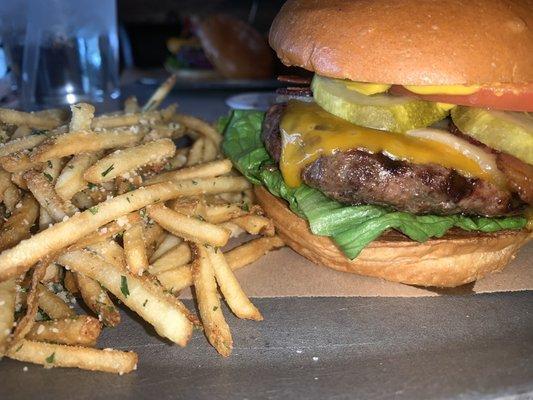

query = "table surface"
[1, 83, 532, 400]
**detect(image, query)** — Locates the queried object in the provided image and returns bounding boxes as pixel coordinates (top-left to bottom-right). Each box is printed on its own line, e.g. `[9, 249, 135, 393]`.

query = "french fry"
[149, 234, 181, 263]
[173, 113, 222, 145]
[58, 250, 193, 346]
[142, 123, 185, 143]
[202, 138, 218, 163]
[24, 169, 79, 221]
[30, 129, 142, 163]
[71, 212, 140, 249]
[148, 242, 191, 275]
[41, 263, 61, 283]
[11, 125, 32, 139]
[156, 236, 284, 293]
[191, 243, 232, 357]
[123, 224, 149, 275]
[37, 283, 76, 319]
[144, 159, 233, 185]
[186, 138, 204, 166]
[0, 109, 63, 130]
[0, 176, 250, 281]
[91, 104, 176, 130]
[142, 222, 165, 258]
[203, 203, 246, 224]
[11, 258, 50, 345]
[83, 139, 176, 183]
[0, 134, 48, 157]
[229, 214, 275, 236]
[164, 148, 189, 170]
[142, 74, 177, 112]
[0, 194, 39, 252]
[42, 157, 65, 183]
[26, 316, 102, 347]
[0, 278, 16, 355]
[55, 152, 101, 200]
[147, 203, 230, 247]
[75, 273, 120, 328]
[2, 180, 22, 212]
[0, 168, 12, 199]
[87, 240, 126, 269]
[220, 222, 245, 238]
[63, 271, 78, 295]
[69, 103, 95, 131]
[7, 339, 138, 374]
[124, 96, 140, 114]
[206, 246, 262, 321]
[0, 150, 42, 173]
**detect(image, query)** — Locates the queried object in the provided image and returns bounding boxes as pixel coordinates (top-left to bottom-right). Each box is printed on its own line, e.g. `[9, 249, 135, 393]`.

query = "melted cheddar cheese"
[279, 100, 492, 188]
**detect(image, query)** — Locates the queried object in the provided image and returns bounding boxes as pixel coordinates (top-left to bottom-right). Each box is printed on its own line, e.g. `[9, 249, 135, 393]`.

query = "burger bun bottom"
[255, 186, 531, 288]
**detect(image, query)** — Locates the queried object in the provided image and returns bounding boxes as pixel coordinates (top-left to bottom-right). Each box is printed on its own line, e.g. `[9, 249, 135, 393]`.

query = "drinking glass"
[0, 0, 120, 108]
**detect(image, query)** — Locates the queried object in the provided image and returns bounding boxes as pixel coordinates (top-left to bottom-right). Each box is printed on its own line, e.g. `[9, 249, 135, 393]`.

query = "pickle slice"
[451, 107, 533, 164]
[311, 75, 451, 133]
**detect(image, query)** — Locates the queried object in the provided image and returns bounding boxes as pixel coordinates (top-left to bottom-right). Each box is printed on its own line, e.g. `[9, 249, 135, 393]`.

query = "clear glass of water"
[0, 0, 120, 108]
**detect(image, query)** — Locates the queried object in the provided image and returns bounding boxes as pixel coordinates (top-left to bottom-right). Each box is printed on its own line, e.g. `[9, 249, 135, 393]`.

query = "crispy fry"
[84, 139, 176, 183]
[30, 129, 142, 163]
[42, 157, 65, 183]
[24, 169, 79, 221]
[75, 273, 120, 327]
[144, 159, 233, 185]
[55, 153, 102, 200]
[229, 214, 275, 236]
[91, 105, 176, 130]
[142, 74, 177, 112]
[71, 213, 140, 249]
[0, 109, 62, 130]
[206, 246, 262, 321]
[0, 175, 249, 281]
[142, 123, 185, 143]
[41, 263, 61, 283]
[11, 125, 32, 139]
[148, 203, 230, 247]
[0, 194, 39, 252]
[58, 250, 193, 346]
[202, 138, 218, 163]
[2, 178, 22, 212]
[164, 148, 189, 170]
[26, 316, 102, 347]
[150, 234, 181, 262]
[63, 271, 78, 295]
[203, 203, 246, 224]
[0, 278, 16, 355]
[124, 223, 149, 275]
[69, 103, 95, 131]
[124, 96, 140, 114]
[148, 242, 191, 275]
[142, 222, 165, 258]
[0, 150, 42, 173]
[156, 236, 284, 293]
[0, 134, 48, 157]
[87, 240, 126, 269]
[173, 114, 222, 145]
[37, 283, 76, 320]
[7, 339, 138, 374]
[186, 138, 204, 166]
[191, 243, 232, 357]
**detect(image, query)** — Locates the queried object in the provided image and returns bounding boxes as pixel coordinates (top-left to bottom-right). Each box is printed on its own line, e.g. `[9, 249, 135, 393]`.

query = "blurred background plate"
[225, 91, 277, 110]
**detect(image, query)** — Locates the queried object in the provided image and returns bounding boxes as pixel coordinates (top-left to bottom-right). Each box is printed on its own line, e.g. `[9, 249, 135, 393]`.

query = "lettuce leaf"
[221, 109, 527, 259]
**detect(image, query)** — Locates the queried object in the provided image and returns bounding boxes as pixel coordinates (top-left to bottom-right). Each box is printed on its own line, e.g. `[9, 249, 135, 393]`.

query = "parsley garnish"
[45, 352, 55, 363]
[47, 160, 53, 168]
[43, 172, 53, 182]
[212, 306, 218, 312]
[126, 197, 131, 203]
[87, 183, 98, 190]
[88, 206, 99, 215]
[101, 164, 114, 177]
[15, 344, 23, 352]
[191, 180, 198, 185]
[142, 299, 148, 307]
[241, 203, 249, 212]
[120, 276, 130, 298]
[30, 129, 46, 136]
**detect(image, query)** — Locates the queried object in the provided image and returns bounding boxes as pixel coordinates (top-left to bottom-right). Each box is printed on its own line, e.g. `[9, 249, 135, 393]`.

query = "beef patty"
[262, 104, 524, 216]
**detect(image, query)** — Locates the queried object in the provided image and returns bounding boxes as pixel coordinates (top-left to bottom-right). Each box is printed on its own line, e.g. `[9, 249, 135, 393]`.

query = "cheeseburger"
[221, 0, 532, 287]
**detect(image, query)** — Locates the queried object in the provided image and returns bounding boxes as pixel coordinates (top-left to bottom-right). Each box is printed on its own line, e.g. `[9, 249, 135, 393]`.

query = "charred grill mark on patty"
[262, 104, 525, 217]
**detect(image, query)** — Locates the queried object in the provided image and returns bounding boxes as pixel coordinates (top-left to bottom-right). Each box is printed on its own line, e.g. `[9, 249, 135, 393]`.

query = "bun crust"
[255, 186, 531, 287]
[269, 0, 533, 85]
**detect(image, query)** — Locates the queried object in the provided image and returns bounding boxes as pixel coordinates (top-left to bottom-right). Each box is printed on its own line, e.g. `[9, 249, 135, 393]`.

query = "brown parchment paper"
[181, 241, 532, 298]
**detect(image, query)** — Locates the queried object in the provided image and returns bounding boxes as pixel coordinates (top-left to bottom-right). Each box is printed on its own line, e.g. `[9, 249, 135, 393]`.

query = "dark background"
[118, 0, 285, 68]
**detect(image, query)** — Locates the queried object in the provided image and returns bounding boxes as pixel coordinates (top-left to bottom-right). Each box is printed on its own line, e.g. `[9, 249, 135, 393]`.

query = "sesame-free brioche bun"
[269, 0, 533, 85]
[255, 186, 531, 287]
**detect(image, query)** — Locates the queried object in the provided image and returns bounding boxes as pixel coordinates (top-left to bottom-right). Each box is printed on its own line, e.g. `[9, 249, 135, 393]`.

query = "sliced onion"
[405, 128, 506, 186]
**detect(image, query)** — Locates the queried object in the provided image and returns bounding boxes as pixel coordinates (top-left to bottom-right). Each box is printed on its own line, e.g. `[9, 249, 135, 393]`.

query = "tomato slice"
[390, 83, 533, 112]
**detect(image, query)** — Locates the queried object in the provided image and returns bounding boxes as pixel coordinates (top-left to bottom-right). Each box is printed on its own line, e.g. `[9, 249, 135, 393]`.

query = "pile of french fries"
[0, 76, 284, 374]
